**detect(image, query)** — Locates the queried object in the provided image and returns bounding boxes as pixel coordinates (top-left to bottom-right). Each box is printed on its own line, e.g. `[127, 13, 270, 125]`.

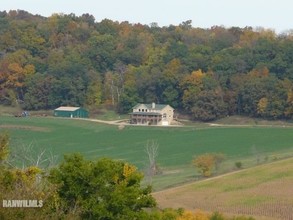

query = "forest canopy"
[1, 10, 293, 121]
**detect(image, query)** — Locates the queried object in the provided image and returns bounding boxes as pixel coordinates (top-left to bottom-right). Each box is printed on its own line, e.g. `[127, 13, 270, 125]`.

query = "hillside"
[153, 158, 293, 220]
[0, 10, 293, 121]
[1, 114, 293, 190]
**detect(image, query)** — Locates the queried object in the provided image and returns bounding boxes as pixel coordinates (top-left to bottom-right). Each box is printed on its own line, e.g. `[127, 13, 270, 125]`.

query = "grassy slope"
[1, 115, 293, 189]
[153, 158, 293, 220]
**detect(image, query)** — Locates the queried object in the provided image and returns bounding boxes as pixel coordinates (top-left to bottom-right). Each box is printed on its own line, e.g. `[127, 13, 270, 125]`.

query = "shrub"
[235, 161, 242, 169]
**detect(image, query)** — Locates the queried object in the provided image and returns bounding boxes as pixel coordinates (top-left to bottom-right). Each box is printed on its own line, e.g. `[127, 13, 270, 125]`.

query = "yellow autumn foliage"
[13, 166, 42, 186]
[257, 97, 268, 115]
[177, 209, 209, 220]
[123, 163, 137, 178]
[193, 154, 215, 177]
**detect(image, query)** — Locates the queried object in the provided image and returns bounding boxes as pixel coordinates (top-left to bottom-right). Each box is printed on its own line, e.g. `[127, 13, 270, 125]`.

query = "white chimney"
[152, 102, 155, 109]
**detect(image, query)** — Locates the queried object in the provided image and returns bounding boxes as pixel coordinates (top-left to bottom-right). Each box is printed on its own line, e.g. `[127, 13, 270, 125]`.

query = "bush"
[235, 161, 242, 169]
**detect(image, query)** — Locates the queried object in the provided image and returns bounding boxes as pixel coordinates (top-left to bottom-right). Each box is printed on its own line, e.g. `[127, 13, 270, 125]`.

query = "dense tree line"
[1, 10, 293, 120]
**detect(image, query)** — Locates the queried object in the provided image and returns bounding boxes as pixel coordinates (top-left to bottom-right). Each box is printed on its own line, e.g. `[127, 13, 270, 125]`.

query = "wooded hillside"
[1, 10, 293, 121]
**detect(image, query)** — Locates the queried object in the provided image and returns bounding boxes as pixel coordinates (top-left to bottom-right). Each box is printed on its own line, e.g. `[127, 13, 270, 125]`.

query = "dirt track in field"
[0, 124, 50, 132]
[152, 158, 293, 220]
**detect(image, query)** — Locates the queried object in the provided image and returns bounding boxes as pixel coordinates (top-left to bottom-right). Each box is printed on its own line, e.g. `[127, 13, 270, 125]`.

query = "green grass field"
[1, 115, 293, 189]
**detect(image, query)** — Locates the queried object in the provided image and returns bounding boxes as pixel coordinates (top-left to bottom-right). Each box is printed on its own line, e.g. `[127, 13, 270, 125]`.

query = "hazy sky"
[1, 0, 293, 33]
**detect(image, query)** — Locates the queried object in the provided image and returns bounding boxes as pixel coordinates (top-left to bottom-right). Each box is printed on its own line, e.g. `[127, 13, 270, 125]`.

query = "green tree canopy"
[49, 154, 156, 219]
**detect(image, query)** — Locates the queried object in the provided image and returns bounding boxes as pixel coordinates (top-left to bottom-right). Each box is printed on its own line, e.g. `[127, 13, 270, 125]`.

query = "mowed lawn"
[1, 116, 293, 170]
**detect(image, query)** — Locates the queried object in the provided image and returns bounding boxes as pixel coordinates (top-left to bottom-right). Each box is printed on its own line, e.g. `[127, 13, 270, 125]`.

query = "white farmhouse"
[129, 103, 174, 125]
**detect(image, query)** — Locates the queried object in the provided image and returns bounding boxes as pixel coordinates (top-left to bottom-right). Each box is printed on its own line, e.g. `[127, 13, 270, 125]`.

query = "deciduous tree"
[192, 153, 225, 177]
[193, 154, 215, 177]
[49, 154, 156, 219]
